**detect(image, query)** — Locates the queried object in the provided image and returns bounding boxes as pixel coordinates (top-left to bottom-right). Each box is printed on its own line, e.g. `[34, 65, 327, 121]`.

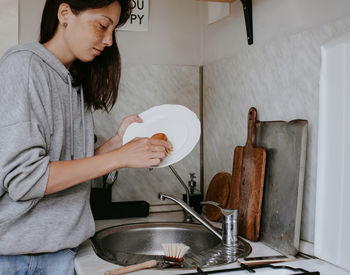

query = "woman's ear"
[57, 3, 73, 26]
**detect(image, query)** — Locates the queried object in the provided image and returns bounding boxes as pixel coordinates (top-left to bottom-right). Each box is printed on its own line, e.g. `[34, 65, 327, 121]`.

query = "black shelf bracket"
[240, 0, 253, 45]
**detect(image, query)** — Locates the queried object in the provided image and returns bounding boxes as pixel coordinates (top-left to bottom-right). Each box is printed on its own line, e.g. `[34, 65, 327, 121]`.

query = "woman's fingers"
[149, 158, 161, 167]
[149, 145, 167, 153]
[150, 150, 166, 159]
[132, 137, 170, 152]
[117, 114, 143, 137]
[117, 137, 171, 168]
[149, 138, 172, 149]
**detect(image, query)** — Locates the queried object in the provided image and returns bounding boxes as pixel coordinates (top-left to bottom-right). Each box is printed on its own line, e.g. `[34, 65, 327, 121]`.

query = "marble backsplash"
[93, 64, 201, 205]
[203, 16, 350, 243]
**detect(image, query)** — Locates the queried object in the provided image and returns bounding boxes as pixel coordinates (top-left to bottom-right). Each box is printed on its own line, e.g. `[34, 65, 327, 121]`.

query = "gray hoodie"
[0, 42, 95, 254]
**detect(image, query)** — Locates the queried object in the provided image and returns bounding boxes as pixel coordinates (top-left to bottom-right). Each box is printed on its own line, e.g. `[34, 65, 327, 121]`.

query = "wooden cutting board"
[226, 107, 266, 242]
[205, 172, 231, 221]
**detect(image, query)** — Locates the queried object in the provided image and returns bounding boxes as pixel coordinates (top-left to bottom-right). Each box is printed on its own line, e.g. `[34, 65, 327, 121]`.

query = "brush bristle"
[162, 243, 190, 259]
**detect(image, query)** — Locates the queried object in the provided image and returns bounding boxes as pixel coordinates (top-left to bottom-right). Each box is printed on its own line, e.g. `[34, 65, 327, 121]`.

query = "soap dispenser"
[182, 173, 203, 214]
[188, 173, 196, 195]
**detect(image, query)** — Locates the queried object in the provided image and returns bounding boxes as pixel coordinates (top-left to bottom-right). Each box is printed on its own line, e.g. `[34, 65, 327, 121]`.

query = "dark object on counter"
[90, 187, 149, 220]
[91, 200, 150, 220]
[182, 193, 203, 214]
[255, 119, 307, 256]
[90, 186, 112, 203]
[226, 107, 266, 242]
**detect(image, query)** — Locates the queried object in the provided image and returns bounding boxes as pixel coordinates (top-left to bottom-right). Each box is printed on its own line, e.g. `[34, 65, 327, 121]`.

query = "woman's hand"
[115, 137, 172, 168]
[46, 136, 170, 194]
[116, 114, 142, 138]
[95, 114, 142, 155]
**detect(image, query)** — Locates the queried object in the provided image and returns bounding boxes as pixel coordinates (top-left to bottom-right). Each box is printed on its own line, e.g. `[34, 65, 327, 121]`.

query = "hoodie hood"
[11, 42, 71, 84]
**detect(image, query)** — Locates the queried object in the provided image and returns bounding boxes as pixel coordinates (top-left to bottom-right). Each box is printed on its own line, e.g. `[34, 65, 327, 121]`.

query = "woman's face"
[64, 1, 121, 62]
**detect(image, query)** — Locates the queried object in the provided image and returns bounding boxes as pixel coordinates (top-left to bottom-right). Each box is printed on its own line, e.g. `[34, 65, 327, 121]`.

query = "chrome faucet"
[168, 165, 193, 223]
[159, 193, 239, 247]
[149, 165, 193, 222]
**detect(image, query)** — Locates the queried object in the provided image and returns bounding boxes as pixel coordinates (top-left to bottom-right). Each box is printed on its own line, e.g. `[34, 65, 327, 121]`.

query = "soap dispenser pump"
[188, 173, 196, 195]
[182, 172, 203, 214]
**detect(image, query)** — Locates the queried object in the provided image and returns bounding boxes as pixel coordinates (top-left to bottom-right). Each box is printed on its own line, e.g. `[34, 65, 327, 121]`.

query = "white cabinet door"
[316, 32, 350, 272]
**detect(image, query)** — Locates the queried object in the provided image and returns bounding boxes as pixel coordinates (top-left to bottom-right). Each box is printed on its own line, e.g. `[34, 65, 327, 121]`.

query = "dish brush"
[162, 243, 190, 266]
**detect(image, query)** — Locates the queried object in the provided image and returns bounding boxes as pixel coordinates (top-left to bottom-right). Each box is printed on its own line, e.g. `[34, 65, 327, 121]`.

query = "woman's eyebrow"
[101, 15, 114, 25]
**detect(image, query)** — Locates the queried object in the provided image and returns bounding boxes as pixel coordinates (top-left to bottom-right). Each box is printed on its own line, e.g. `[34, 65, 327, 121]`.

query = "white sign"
[119, 0, 149, 32]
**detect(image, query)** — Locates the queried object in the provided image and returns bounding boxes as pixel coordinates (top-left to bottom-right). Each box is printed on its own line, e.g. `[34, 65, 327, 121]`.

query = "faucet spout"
[159, 193, 222, 240]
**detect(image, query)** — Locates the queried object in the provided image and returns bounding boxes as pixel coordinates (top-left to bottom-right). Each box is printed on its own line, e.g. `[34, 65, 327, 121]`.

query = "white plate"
[122, 104, 201, 168]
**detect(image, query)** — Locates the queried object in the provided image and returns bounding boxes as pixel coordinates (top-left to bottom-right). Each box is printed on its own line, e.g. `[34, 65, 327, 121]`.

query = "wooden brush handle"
[104, 260, 157, 275]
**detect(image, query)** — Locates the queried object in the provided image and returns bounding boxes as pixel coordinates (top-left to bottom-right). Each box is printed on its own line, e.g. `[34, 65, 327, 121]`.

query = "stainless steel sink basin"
[91, 222, 251, 268]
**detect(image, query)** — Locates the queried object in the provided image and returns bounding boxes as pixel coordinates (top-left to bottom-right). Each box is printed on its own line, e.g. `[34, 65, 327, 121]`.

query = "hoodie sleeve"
[0, 52, 51, 201]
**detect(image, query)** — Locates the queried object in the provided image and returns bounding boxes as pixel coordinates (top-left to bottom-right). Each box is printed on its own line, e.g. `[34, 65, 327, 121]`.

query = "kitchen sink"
[91, 222, 251, 268]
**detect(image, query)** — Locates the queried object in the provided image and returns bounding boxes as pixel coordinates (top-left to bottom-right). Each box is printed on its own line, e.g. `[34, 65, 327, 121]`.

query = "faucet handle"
[202, 201, 239, 247]
[201, 201, 237, 217]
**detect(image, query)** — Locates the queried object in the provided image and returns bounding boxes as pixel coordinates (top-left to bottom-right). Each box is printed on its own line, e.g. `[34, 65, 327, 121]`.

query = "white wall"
[203, 0, 350, 64]
[118, 0, 203, 65]
[18, 0, 44, 44]
[0, 0, 18, 57]
[18, 0, 203, 66]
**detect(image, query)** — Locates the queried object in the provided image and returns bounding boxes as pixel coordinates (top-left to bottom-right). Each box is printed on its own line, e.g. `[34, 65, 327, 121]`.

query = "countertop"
[75, 210, 350, 275]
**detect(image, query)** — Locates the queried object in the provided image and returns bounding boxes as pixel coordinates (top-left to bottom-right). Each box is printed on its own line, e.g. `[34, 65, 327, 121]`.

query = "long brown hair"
[40, 0, 132, 112]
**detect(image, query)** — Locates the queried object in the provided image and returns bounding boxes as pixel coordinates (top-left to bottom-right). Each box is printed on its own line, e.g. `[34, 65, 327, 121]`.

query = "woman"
[0, 0, 170, 274]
